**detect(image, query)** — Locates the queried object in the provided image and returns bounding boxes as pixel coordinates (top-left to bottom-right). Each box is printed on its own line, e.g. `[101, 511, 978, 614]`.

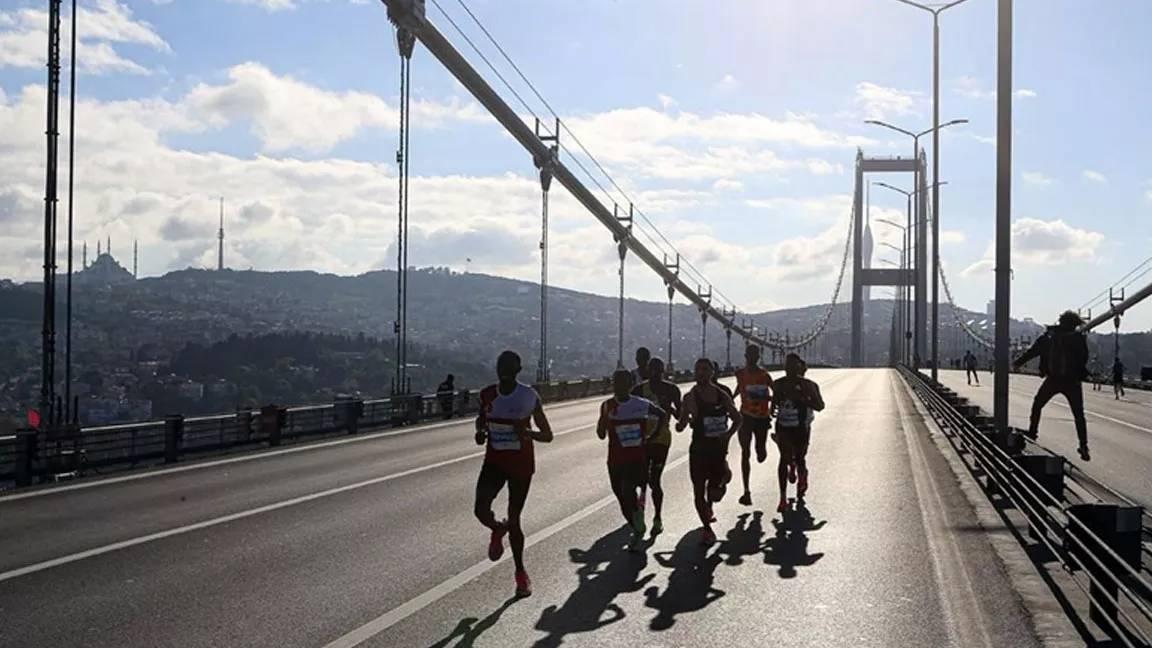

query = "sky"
[2, 0, 1151, 332]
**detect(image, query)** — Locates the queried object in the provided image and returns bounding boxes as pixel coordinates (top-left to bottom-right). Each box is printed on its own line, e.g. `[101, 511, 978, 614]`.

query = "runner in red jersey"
[597, 368, 669, 551]
[734, 344, 774, 506]
[474, 350, 554, 597]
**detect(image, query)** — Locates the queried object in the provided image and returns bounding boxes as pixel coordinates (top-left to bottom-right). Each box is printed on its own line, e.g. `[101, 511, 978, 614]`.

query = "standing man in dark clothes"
[437, 374, 456, 419]
[964, 351, 980, 386]
[1112, 357, 1126, 400]
[1013, 311, 1091, 461]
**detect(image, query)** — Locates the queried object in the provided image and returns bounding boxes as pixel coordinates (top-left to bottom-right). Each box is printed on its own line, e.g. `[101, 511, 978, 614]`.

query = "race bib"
[703, 416, 728, 437]
[488, 422, 521, 451]
[777, 401, 801, 427]
[615, 423, 644, 448]
[746, 384, 770, 401]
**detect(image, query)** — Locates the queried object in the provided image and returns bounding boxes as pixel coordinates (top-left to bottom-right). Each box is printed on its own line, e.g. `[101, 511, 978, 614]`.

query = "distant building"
[76, 250, 134, 287]
[176, 381, 205, 400]
[986, 299, 996, 319]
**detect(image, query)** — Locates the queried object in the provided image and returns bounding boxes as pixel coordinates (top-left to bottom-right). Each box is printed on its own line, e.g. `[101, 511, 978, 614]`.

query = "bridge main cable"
[381, 0, 770, 346]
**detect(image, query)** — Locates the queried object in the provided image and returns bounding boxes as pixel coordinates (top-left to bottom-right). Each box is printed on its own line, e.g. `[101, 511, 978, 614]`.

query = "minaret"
[97, 240, 101, 257]
[82, 241, 87, 269]
[133, 240, 138, 279]
[106, 235, 111, 258]
[217, 197, 225, 271]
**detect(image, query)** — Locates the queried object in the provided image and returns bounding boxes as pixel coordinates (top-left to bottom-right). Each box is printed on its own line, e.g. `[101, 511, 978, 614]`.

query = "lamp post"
[892, 0, 972, 380]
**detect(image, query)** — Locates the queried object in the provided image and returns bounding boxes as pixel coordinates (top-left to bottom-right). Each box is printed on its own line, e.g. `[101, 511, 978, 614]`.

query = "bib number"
[703, 416, 728, 438]
[777, 402, 801, 428]
[615, 423, 644, 448]
[746, 384, 769, 400]
[488, 423, 521, 451]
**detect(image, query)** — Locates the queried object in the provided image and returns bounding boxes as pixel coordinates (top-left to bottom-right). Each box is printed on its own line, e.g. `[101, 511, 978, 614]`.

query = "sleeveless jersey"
[603, 396, 654, 465]
[735, 366, 773, 418]
[479, 382, 540, 478]
[635, 381, 675, 447]
[773, 376, 812, 431]
[689, 386, 731, 456]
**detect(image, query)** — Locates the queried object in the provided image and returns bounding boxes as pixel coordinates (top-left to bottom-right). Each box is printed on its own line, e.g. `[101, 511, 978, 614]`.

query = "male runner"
[598, 369, 668, 550]
[711, 360, 734, 398]
[474, 350, 554, 597]
[771, 353, 825, 513]
[633, 356, 682, 535]
[734, 344, 774, 506]
[632, 347, 652, 385]
[678, 358, 742, 545]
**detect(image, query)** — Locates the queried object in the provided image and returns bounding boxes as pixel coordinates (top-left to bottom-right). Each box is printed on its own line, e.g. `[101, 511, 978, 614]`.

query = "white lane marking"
[0, 393, 609, 504]
[322, 451, 692, 648]
[892, 375, 995, 648]
[0, 423, 591, 583]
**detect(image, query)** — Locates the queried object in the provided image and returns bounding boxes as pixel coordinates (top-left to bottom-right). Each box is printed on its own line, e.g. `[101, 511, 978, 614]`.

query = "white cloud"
[711, 179, 743, 192]
[854, 81, 920, 120]
[962, 218, 1103, 275]
[1082, 170, 1107, 184]
[657, 94, 677, 110]
[942, 230, 967, 245]
[226, 0, 299, 10]
[715, 74, 740, 92]
[1015, 89, 1037, 99]
[0, 1, 168, 75]
[1021, 171, 1053, 186]
[954, 77, 1038, 101]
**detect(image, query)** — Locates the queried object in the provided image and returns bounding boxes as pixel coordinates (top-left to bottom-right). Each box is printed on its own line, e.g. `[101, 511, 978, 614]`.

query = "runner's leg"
[647, 445, 668, 520]
[506, 476, 532, 572]
[474, 463, 506, 530]
[689, 455, 710, 526]
[609, 464, 635, 525]
[737, 423, 753, 499]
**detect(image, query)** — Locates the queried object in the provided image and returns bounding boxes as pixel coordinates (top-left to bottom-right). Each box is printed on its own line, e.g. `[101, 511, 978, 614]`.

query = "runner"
[734, 344, 774, 506]
[771, 353, 825, 513]
[677, 358, 742, 545]
[597, 368, 669, 551]
[710, 360, 734, 399]
[633, 356, 682, 535]
[632, 346, 652, 385]
[1112, 356, 1126, 400]
[474, 350, 554, 597]
[964, 351, 980, 386]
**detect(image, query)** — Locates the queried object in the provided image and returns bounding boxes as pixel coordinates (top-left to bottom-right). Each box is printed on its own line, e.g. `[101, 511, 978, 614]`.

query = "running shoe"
[701, 526, 717, 546]
[632, 509, 647, 538]
[651, 516, 664, 536]
[777, 498, 789, 514]
[514, 569, 532, 598]
[788, 462, 797, 484]
[756, 444, 768, 464]
[739, 492, 753, 506]
[487, 522, 508, 562]
[797, 473, 808, 499]
[1078, 445, 1091, 462]
[629, 529, 645, 553]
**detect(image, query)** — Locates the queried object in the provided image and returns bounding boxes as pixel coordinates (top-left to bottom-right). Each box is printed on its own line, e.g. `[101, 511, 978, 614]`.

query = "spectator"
[1013, 311, 1091, 461]
[437, 374, 456, 419]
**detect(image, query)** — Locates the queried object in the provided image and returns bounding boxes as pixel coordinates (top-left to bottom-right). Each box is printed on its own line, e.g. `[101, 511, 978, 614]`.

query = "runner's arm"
[647, 402, 669, 439]
[676, 391, 695, 432]
[596, 401, 609, 440]
[473, 400, 487, 445]
[670, 385, 683, 421]
[529, 399, 553, 443]
[806, 381, 826, 412]
[722, 392, 742, 436]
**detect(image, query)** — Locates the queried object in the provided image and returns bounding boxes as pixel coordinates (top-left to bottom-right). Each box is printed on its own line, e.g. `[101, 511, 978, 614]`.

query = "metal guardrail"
[0, 370, 725, 489]
[900, 367, 1151, 646]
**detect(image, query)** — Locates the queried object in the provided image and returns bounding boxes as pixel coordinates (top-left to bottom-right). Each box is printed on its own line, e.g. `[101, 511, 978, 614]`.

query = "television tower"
[133, 240, 138, 278]
[82, 241, 87, 269]
[217, 197, 225, 271]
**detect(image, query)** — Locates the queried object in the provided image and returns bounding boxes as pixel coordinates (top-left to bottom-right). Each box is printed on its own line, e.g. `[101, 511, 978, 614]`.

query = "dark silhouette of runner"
[437, 374, 456, 419]
[964, 351, 980, 386]
[1013, 311, 1091, 461]
[1112, 356, 1126, 400]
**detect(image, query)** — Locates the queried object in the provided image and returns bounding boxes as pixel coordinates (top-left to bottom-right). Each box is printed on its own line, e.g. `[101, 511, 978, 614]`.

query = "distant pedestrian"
[632, 347, 652, 385]
[1112, 357, 1126, 400]
[438, 374, 455, 419]
[964, 351, 980, 386]
[1090, 356, 1103, 391]
[1013, 311, 1091, 461]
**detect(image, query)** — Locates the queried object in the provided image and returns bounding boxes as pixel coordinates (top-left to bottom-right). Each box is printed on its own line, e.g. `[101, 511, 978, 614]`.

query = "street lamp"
[892, 0, 972, 379]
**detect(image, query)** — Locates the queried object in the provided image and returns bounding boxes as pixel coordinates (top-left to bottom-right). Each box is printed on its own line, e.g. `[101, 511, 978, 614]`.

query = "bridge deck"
[0, 370, 1051, 647]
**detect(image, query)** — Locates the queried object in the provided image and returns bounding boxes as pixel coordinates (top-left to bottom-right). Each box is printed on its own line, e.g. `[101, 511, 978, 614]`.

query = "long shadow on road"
[532, 525, 655, 648]
[427, 596, 521, 648]
[762, 501, 827, 579]
[643, 528, 727, 631]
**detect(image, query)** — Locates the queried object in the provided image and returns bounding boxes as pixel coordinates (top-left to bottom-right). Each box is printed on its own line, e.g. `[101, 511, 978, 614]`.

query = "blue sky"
[2, 0, 1150, 332]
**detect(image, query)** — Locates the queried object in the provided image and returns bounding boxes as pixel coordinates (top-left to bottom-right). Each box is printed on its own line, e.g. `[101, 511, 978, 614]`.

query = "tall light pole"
[879, 251, 905, 363]
[894, 0, 972, 380]
[994, 0, 1013, 431]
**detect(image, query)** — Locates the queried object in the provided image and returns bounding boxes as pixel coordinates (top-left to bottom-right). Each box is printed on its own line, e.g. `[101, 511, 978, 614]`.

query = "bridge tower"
[851, 149, 927, 367]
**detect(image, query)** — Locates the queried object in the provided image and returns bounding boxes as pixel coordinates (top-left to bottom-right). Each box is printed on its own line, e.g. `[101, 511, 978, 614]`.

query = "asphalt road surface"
[1, 369, 1047, 647]
[938, 369, 1152, 508]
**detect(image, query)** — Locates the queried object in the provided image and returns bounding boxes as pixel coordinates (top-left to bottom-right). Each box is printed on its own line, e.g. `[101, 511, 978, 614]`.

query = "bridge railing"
[901, 367, 1152, 645]
[0, 370, 708, 489]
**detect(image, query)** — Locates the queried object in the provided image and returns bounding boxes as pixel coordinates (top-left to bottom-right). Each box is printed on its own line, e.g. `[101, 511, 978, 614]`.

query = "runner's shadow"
[426, 596, 520, 648]
[532, 525, 654, 648]
[717, 511, 768, 567]
[762, 501, 826, 579]
[644, 529, 726, 631]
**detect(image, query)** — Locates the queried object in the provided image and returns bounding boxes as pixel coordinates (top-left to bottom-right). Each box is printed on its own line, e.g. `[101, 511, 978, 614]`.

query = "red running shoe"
[777, 498, 789, 513]
[701, 526, 717, 546]
[488, 522, 508, 562]
[515, 569, 532, 598]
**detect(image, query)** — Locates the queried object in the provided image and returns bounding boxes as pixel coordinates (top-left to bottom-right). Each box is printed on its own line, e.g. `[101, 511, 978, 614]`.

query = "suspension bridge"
[4, 0, 1152, 646]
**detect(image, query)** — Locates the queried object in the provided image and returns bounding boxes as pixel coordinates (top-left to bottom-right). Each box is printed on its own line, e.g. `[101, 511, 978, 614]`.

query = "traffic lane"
[938, 370, 1152, 507]
[0, 391, 614, 573]
[0, 373, 844, 648]
[347, 370, 1040, 648]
